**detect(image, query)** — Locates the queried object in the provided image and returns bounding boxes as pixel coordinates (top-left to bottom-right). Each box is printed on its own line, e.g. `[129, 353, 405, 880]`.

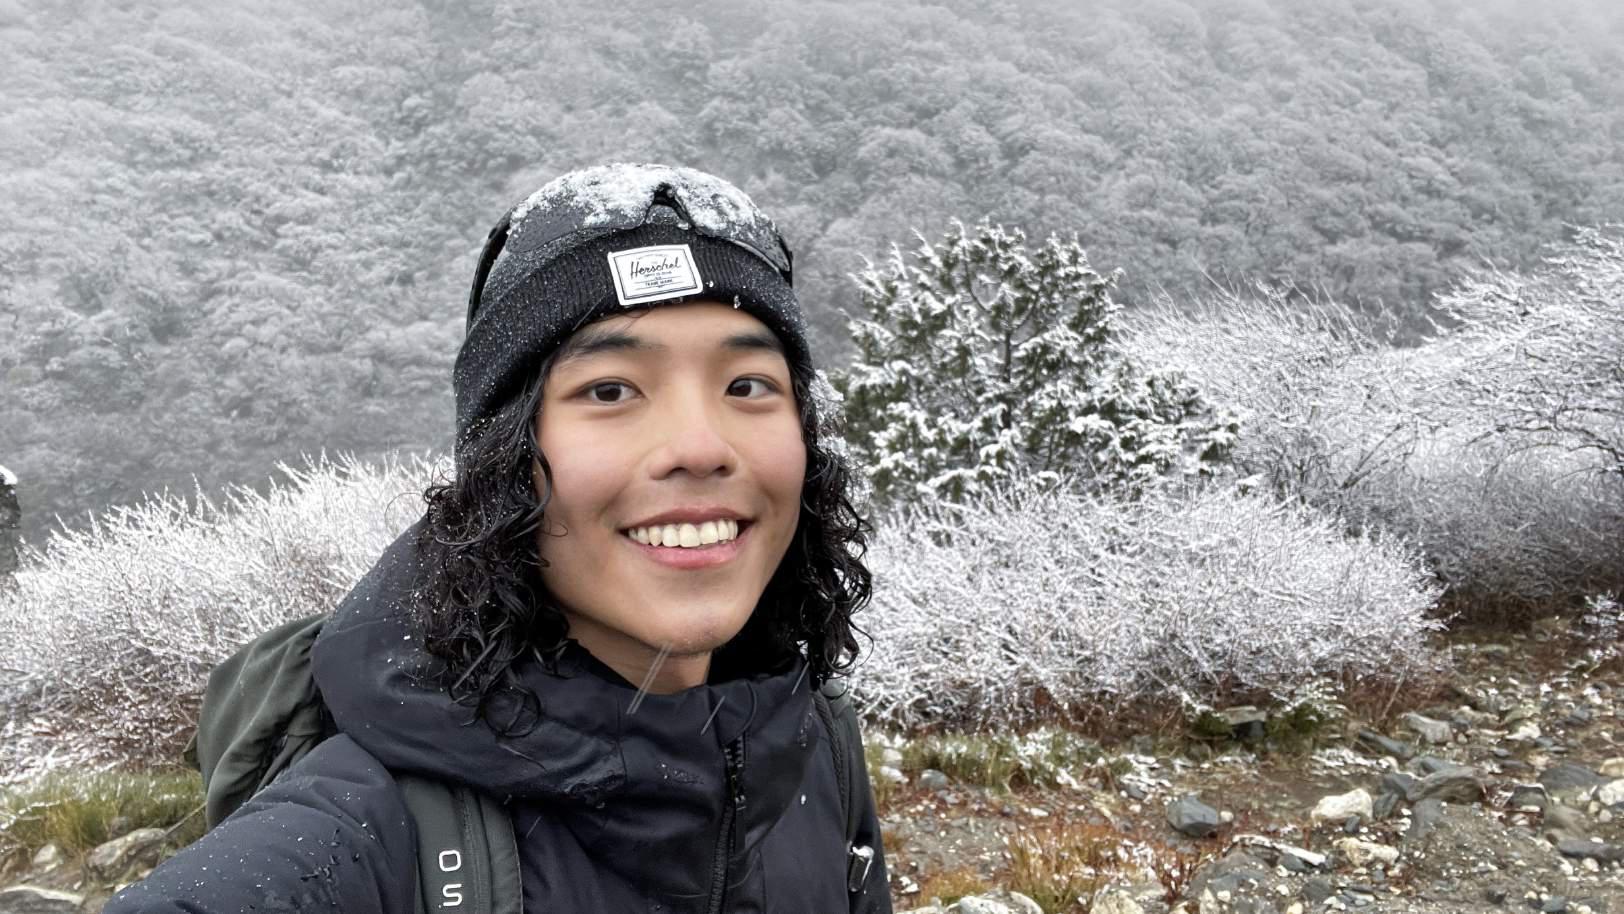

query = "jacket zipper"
[706, 737, 747, 914]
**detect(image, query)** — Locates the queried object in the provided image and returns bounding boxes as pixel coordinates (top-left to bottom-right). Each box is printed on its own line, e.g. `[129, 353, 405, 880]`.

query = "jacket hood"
[310, 519, 820, 873]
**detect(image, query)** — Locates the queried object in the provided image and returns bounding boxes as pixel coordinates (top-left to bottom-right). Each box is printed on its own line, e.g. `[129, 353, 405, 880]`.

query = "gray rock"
[1380, 771, 1417, 796]
[918, 769, 950, 790]
[1405, 798, 1445, 845]
[1197, 852, 1270, 897]
[1596, 779, 1624, 807]
[1311, 788, 1373, 824]
[1220, 706, 1268, 742]
[1540, 896, 1569, 913]
[1372, 791, 1402, 820]
[1406, 765, 1484, 804]
[1544, 803, 1589, 838]
[28, 843, 64, 871]
[880, 747, 903, 768]
[952, 897, 1014, 914]
[1410, 755, 1456, 775]
[1356, 729, 1415, 761]
[1555, 838, 1624, 863]
[1302, 878, 1335, 904]
[1540, 763, 1605, 794]
[1401, 712, 1453, 744]
[1090, 889, 1144, 914]
[985, 891, 1042, 914]
[1166, 794, 1222, 838]
[1509, 783, 1550, 811]
[1232, 900, 1276, 914]
[86, 826, 168, 880]
[0, 887, 85, 914]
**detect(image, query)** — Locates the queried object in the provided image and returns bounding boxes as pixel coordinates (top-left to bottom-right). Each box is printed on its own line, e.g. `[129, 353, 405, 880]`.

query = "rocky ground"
[1, 623, 1620, 914]
[879, 624, 1624, 914]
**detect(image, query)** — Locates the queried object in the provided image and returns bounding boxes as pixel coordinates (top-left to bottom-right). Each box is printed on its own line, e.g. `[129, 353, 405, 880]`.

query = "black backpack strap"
[815, 679, 874, 894]
[397, 774, 522, 914]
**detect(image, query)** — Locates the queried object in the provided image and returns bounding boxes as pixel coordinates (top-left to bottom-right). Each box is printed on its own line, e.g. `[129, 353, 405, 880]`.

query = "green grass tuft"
[0, 769, 205, 872]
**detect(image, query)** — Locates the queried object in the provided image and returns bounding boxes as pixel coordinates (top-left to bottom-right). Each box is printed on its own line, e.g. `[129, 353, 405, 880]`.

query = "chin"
[642, 611, 751, 656]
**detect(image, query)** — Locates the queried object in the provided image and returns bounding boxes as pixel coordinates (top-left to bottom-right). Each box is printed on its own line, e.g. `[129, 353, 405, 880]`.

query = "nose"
[646, 383, 738, 480]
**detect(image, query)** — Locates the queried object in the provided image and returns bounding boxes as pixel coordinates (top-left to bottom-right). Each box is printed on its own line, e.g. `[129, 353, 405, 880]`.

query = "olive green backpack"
[185, 614, 871, 913]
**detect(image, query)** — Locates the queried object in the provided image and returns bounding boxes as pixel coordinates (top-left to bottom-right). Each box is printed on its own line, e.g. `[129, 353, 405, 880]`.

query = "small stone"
[1599, 758, 1624, 778]
[1356, 729, 1415, 761]
[881, 747, 903, 768]
[1402, 712, 1453, 744]
[1405, 798, 1445, 846]
[1167, 794, 1222, 838]
[878, 765, 906, 784]
[86, 827, 168, 880]
[1545, 803, 1589, 837]
[1554, 838, 1624, 864]
[954, 896, 1017, 914]
[987, 891, 1042, 914]
[918, 769, 950, 790]
[1372, 791, 1402, 820]
[1407, 765, 1485, 804]
[1334, 837, 1399, 867]
[1510, 722, 1543, 742]
[1510, 783, 1550, 811]
[1091, 889, 1146, 914]
[29, 843, 64, 871]
[1540, 763, 1606, 795]
[1540, 896, 1569, 913]
[1302, 878, 1335, 904]
[1313, 788, 1374, 825]
[1596, 779, 1624, 807]
[0, 886, 85, 914]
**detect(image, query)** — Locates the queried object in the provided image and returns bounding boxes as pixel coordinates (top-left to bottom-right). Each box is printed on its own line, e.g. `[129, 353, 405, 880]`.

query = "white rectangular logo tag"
[608, 244, 704, 307]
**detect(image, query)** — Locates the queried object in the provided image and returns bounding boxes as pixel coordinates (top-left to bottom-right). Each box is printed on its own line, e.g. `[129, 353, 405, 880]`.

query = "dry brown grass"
[916, 865, 994, 907]
[1006, 820, 1117, 913]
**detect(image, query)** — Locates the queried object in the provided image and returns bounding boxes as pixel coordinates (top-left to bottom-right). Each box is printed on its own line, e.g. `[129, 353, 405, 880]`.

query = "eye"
[727, 377, 778, 398]
[583, 381, 636, 404]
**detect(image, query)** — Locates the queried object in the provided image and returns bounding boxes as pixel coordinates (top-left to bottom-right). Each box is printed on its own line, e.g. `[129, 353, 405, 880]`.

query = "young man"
[107, 164, 891, 913]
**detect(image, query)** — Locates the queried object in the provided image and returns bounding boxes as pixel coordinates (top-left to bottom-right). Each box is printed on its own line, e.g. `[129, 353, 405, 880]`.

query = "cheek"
[752, 418, 808, 506]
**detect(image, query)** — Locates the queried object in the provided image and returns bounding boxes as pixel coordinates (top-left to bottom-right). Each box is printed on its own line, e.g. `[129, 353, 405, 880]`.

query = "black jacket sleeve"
[848, 717, 893, 914]
[104, 735, 417, 914]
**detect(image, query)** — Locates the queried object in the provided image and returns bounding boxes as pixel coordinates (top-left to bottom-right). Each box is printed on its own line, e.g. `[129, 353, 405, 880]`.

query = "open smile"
[620, 520, 753, 570]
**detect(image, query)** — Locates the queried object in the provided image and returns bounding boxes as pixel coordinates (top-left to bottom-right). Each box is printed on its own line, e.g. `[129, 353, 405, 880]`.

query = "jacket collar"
[310, 520, 818, 866]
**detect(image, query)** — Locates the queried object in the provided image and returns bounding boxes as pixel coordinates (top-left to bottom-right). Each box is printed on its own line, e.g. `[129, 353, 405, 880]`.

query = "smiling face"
[532, 301, 808, 692]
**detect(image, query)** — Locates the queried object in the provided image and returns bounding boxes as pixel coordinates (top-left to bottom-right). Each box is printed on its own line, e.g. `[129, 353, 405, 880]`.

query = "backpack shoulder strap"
[816, 677, 875, 894]
[397, 774, 522, 914]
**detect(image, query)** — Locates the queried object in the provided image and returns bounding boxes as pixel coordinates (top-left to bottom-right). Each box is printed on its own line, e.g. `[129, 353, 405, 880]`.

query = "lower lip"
[624, 525, 749, 570]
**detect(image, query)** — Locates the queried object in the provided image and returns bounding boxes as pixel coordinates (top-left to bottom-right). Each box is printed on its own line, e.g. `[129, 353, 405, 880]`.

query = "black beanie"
[452, 165, 814, 460]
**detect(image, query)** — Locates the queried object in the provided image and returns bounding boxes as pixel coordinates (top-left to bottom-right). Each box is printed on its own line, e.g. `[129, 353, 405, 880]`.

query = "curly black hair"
[407, 336, 874, 736]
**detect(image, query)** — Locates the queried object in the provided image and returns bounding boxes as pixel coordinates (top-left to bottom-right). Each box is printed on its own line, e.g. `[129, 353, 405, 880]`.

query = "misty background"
[3, 0, 1624, 547]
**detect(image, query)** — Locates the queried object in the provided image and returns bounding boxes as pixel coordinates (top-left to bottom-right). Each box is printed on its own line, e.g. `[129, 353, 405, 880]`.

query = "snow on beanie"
[452, 164, 813, 460]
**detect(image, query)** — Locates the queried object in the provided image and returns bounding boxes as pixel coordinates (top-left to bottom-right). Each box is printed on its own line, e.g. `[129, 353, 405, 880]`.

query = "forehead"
[552, 302, 785, 368]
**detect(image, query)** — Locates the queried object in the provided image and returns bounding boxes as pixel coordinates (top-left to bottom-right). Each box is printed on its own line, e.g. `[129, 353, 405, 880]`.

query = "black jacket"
[106, 523, 892, 913]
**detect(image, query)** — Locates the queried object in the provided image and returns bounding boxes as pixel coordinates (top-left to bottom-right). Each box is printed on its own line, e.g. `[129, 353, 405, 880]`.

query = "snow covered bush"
[0, 452, 435, 784]
[835, 221, 1237, 513]
[1124, 229, 1624, 619]
[854, 476, 1444, 731]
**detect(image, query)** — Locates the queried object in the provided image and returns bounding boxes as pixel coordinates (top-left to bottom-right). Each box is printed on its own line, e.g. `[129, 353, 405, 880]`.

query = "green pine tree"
[836, 220, 1237, 512]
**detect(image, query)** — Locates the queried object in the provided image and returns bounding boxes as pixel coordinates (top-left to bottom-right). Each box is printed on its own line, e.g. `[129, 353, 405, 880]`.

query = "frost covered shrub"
[0, 452, 435, 784]
[836, 221, 1237, 514]
[855, 477, 1443, 730]
[1124, 231, 1624, 619]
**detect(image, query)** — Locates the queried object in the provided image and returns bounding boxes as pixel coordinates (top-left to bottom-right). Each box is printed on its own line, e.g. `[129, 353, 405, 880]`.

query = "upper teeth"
[627, 520, 740, 548]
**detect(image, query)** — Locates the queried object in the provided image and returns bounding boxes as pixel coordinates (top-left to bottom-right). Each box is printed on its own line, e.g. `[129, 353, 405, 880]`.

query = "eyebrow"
[553, 325, 785, 368]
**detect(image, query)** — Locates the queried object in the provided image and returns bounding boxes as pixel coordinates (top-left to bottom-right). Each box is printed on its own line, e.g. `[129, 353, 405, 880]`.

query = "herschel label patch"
[608, 244, 704, 307]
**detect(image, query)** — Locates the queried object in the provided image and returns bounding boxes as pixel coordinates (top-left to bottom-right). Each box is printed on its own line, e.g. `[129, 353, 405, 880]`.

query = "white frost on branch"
[851, 476, 1445, 731]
